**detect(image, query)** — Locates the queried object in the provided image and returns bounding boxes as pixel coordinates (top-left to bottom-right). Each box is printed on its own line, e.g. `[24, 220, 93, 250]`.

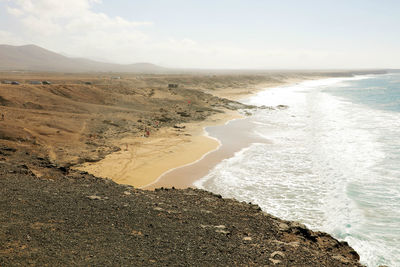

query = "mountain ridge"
[0, 44, 166, 73]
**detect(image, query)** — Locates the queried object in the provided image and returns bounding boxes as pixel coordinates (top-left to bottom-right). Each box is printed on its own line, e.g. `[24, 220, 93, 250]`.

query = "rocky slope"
[0, 145, 363, 266]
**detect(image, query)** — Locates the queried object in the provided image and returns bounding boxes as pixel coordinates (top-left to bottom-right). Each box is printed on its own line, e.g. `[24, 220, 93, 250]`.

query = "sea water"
[194, 73, 400, 266]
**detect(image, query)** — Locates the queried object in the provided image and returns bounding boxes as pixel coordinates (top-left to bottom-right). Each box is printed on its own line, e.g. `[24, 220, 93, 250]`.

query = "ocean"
[194, 73, 400, 266]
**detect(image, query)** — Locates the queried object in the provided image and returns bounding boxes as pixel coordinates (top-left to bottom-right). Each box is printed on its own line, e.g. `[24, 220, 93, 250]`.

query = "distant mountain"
[0, 44, 167, 73]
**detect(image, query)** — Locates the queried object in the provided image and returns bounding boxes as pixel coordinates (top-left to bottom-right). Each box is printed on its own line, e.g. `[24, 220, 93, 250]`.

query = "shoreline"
[146, 77, 324, 189]
[75, 75, 348, 190]
[143, 123, 225, 189]
[144, 116, 269, 190]
[74, 109, 242, 188]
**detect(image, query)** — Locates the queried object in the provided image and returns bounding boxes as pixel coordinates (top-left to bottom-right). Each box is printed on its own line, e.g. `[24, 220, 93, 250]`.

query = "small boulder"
[278, 222, 290, 231]
[87, 195, 102, 200]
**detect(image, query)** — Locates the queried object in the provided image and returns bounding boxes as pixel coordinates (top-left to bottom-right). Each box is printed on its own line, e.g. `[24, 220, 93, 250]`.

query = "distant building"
[111, 76, 121, 79]
[11, 81, 20, 85]
[42, 81, 51, 85]
[168, 84, 179, 88]
[84, 81, 93, 85]
[2, 80, 12, 84]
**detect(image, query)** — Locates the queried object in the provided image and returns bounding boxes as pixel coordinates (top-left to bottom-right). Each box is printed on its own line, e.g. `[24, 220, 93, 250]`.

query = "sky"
[0, 0, 399, 69]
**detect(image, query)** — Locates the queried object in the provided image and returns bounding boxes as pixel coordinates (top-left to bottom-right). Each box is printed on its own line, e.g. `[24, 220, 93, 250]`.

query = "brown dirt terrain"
[0, 72, 254, 167]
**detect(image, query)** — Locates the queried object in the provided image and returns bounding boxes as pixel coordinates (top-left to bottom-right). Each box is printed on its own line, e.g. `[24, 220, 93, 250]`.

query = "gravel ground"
[0, 148, 363, 266]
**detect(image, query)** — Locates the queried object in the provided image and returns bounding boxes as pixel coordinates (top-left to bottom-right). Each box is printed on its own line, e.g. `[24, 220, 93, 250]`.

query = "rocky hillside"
[0, 145, 363, 266]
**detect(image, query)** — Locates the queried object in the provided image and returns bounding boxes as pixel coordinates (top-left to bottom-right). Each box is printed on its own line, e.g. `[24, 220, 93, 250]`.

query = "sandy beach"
[146, 78, 322, 189]
[145, 116, 271, 189]
[75, 109, 242, 188]
[73, 81, 277, 189]
[74, 75, 344, 189]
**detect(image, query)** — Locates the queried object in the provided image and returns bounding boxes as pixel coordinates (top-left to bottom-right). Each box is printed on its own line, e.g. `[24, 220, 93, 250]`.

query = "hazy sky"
[1, 0, 399, 69]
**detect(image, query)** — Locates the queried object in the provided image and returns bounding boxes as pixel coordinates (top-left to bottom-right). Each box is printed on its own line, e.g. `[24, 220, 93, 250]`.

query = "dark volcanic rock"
[0, 163, 364, 266]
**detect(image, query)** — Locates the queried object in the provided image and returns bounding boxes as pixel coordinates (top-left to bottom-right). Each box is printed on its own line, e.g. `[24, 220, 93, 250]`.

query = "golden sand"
[74, 110, 242, 188]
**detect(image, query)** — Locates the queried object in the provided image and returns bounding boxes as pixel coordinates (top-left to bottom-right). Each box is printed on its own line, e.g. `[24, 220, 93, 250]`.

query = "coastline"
[75, 75, 352, 190]
[144, 116, 270, 190]
[146, 77, 326, 189]
[185, 73, 395, 266]
[0, 71, 386, 266]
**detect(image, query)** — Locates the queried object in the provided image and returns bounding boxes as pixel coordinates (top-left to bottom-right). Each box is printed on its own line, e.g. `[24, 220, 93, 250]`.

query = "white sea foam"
[195, 75, 400, 266]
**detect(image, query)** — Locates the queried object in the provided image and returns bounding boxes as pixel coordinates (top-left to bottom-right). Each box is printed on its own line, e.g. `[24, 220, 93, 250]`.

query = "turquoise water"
[326, 73, 400, 112]
[195, 73, 400, 266]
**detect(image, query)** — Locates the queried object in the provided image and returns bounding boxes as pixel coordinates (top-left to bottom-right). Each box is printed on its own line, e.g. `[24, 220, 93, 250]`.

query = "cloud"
[6, 7, 24, 16]
[6, 0, 152, 33]
[2, 0, 155, 63]
[7, 0, 101, 19]
[0, 30, 22, 45]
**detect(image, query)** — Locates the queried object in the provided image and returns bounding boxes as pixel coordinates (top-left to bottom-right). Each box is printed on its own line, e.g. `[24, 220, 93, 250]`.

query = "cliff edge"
[0, 146, 362, 266]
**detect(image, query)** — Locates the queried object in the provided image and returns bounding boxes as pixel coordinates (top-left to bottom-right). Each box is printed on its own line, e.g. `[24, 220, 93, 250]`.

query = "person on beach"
[144, 128, 150, 137]
[1, 113, 4, 121]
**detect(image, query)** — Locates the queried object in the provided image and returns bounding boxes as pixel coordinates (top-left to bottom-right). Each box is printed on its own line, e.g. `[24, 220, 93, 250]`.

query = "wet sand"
[145, 116, 269, 189]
